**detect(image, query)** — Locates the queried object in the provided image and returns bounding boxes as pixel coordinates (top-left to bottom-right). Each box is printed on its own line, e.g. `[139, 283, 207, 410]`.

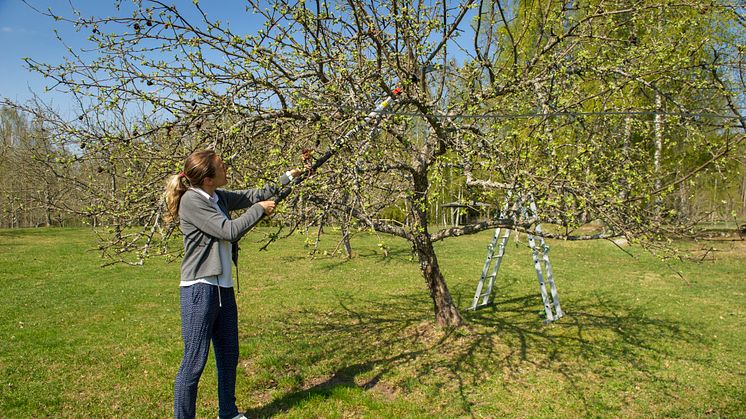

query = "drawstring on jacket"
[216, 278, 222, 308]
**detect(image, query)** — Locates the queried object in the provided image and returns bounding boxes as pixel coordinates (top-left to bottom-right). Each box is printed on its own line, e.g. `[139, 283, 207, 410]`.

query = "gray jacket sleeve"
[179, 191, 265, 242]
[179, 174, 291, 242]
[220, 174, 291, 211]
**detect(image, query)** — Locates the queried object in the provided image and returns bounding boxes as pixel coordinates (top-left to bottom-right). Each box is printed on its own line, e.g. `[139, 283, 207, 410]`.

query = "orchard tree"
[10, 0, 745, 326]
[0, 105, 77, 227]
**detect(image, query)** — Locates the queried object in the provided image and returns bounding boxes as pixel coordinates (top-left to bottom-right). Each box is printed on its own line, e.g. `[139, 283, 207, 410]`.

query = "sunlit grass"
[1, 227, 744, 417]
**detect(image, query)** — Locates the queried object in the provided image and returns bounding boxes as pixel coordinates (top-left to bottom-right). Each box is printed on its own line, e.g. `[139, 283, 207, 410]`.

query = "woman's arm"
[221, 172, 294, 211]
[180, 191, 266, 242]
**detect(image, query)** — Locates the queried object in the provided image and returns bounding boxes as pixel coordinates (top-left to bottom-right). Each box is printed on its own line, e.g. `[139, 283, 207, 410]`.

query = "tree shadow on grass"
[243, 350, 425, 417]
[242, 290, 707, 417]
[459, 292, 706, 414]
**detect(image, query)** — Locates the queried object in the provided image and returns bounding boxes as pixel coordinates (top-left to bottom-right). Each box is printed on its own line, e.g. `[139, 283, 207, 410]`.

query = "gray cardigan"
[178, 174, 290, 281]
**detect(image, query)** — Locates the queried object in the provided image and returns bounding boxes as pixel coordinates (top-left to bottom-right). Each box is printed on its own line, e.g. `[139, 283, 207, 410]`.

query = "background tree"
[7, 0, 745, 326]
[0, 105, 81, 227]
[454, 0, 745, 244]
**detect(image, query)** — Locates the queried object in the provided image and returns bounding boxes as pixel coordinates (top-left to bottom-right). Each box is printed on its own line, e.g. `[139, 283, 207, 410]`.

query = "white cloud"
[1, 27, 12, 33]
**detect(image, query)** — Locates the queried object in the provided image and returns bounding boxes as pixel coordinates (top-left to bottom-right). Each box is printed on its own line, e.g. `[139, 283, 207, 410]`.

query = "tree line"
[0, 106, 82, 228]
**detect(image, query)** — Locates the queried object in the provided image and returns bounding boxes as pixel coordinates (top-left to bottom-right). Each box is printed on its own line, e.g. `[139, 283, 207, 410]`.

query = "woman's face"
[211, 156, 228, 187]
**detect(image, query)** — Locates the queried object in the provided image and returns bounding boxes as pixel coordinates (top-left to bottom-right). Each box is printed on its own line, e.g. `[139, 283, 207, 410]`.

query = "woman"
[164, 149, 300, 419]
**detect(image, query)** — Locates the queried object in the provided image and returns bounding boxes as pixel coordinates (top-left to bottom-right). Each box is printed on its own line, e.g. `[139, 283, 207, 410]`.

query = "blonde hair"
[164, 149, 219, 223]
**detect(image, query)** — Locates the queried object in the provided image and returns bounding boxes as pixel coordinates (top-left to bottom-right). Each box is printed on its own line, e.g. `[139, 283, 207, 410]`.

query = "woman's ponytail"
[164, 173, 189, 224]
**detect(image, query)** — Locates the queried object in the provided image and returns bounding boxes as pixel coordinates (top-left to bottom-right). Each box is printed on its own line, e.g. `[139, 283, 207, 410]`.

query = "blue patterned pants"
[174, 283, 240, 419]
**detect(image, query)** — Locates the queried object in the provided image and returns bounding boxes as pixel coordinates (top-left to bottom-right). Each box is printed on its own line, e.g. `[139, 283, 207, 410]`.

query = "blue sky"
[0, 0, 265, 113]
[0, 0, 73, 108]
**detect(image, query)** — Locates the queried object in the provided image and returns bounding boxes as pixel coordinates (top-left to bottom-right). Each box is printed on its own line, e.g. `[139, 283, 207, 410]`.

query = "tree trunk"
[340, 216, 352, 259]
[340, 192, 353, 258]
[412, 232, 463, 327]
[619, 116, 632, 201]
[410, 170, 463, 328]
[740, 169, 746, 218]
[677, 181, 688, 221]
[653, 8, 664, 217]
[654, 91, 664, 218]
[44, 190, 52, 227]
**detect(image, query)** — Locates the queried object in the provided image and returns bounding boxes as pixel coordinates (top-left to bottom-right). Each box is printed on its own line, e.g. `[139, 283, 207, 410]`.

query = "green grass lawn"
[1, 227, 744, 417]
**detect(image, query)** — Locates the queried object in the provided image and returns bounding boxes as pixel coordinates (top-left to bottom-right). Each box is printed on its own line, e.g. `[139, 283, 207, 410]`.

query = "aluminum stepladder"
[468, 194, 564, 323]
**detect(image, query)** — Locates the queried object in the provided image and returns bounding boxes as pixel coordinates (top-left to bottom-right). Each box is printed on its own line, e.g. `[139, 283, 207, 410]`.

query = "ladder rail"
[480, 228, 510, 306]
[527, 232, 555, 322]
[469, 229, 500, 310]
[530, 201, 563, 318]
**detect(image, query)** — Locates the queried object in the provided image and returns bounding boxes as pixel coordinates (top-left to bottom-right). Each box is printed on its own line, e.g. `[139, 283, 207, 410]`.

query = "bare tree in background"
[0, 105, 81, 227]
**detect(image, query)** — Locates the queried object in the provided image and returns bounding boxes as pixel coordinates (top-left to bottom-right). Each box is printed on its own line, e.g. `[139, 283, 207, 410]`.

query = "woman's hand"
[289, 168, 303, 178]
[259, 200, 276, 216]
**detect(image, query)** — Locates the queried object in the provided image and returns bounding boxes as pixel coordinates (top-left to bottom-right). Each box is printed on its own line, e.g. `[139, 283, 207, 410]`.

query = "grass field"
[0, 227, 744, 417]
